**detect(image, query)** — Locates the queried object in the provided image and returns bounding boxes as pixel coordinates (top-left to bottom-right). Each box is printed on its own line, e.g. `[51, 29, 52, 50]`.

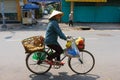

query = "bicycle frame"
[25, 36, 95, 74]
[45, 47, 68, 62]
[44, 36, 82, 62]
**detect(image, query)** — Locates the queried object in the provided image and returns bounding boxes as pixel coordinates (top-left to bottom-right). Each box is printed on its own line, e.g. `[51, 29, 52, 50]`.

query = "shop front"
[0, 0, 18, 23]
[62, 0, 120, 22]
[22, 3, 39, 24]
[0, 0, 28, 23]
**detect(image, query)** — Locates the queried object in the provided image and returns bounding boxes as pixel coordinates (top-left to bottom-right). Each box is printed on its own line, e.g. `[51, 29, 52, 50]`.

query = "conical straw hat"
[49, 10, 63, 19]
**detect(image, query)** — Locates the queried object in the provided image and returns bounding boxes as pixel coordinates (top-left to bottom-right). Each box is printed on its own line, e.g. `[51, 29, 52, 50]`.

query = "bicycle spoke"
[68, 50, 95, 74]
[26, 52, 52, 74]
[29, 63, 37, 65]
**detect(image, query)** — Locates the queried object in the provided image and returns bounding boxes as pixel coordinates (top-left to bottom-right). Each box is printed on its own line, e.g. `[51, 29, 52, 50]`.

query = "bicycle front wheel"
[26, 51, 52, 75]
[68, 50, 95, 74]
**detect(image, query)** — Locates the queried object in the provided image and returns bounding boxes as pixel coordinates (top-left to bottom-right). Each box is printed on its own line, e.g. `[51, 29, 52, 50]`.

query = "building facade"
[1, 0, 120, 23]
[61, 0, 120, 22]
[0, 0, 27, 23]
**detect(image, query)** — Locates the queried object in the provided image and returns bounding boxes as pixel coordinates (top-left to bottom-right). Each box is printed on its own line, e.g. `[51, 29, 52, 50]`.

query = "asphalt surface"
[0, 15, 120, 80]
[0, 30, 120, 80]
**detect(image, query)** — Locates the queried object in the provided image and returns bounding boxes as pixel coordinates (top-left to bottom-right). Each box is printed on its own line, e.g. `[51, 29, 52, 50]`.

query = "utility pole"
[1, 0, 7, 30]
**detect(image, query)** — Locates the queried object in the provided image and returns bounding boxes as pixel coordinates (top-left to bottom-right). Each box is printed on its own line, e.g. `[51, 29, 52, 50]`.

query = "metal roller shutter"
[4, 0, 17, 13]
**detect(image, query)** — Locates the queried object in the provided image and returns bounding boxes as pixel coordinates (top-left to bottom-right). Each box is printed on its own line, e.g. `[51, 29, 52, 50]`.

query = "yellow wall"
[23, 0, 27, 4]
[17, 0, 28, 21]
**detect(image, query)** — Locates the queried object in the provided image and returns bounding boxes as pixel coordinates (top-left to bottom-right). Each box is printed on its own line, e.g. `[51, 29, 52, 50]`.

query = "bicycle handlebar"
[66, 36, 76, 41]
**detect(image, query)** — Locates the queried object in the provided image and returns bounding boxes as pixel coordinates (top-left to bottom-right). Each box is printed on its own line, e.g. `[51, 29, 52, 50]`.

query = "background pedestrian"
[69, 12, 73, 26]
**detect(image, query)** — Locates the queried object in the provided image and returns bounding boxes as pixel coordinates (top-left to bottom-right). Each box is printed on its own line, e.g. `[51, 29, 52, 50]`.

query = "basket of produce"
[66, 37, 85, 51]
[22, 35, 45, 53]
[75, 37, 85, 50]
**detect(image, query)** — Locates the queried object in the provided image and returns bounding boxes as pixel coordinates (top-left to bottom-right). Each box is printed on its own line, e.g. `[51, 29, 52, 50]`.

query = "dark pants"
[47, 44, 63, 61]
[69, 20, 73, 26]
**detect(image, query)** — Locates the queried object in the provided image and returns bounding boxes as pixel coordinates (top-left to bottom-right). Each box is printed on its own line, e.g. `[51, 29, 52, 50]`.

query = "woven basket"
[22, 36, 45, 53]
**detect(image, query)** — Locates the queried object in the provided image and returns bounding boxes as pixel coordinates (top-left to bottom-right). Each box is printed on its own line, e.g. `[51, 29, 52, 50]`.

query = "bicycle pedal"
[53, 65, 61, 69]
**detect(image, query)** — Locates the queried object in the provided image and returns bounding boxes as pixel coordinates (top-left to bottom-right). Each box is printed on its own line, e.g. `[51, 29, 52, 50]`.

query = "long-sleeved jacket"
[45, 19, 67, 45]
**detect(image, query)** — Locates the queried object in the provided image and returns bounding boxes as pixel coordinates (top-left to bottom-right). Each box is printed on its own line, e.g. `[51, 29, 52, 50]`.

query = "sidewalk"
[0, 15, 120, 31]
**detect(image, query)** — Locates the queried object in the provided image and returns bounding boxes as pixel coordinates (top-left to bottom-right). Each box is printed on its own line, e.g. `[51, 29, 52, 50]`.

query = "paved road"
[0, 30, 120, 80]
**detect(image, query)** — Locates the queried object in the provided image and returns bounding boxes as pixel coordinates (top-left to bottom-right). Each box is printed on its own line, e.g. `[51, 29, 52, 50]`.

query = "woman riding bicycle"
[44, 10, 67, 65]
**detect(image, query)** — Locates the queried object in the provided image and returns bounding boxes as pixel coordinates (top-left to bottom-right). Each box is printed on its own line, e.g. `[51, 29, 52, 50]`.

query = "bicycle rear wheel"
[68, 50, 95, 74]
[26, 51, 52, 75]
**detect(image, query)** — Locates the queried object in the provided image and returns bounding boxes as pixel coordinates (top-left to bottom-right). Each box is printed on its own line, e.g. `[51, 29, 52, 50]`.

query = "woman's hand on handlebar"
[66, 36, 71, 39]
[66, 35, 73, 41]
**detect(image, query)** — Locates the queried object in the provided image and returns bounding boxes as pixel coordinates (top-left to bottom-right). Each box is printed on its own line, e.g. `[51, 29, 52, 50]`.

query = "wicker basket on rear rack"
[22, 36, 45, 53]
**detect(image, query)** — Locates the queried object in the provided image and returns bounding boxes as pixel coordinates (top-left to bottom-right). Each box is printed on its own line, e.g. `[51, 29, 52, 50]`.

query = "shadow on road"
[0, 23, 48, 31]
[29, 72, 100, 80]
[4, 31, 15, 39]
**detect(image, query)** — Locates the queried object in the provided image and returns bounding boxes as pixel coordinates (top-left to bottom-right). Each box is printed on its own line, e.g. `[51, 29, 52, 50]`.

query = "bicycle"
[25, 36, 95, 75]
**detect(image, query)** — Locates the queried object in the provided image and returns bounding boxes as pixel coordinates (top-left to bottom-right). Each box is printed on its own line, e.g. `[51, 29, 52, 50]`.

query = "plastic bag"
[67, 48, 77, 56]
[71, 41, 80, 56]
[66, 40, 72, 48]
[32, 51, 46, 61]
[66, 41, 80, 57]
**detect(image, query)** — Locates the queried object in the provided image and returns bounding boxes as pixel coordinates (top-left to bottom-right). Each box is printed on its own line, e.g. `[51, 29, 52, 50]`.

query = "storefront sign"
[66, 0, 107, 2]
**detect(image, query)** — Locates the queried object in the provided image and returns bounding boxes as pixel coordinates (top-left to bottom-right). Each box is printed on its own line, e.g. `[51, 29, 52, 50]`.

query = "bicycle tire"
[68, 50, 95, 74]
[26, 51, 52, 75]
